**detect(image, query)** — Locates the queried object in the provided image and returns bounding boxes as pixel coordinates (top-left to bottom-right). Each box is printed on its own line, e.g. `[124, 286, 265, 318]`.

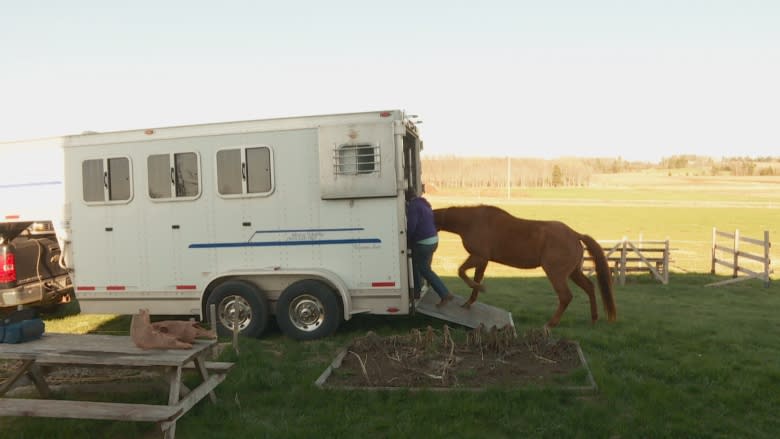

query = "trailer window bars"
[334, 144, 379, 175]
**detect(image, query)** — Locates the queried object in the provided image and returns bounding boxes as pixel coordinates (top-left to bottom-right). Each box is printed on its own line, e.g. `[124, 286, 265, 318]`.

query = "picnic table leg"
[27, 363, 51, 398]
[163, 366, 183, 439]
[0, 359, 34, 396]
[193, 356, 217, 404]
[0, 359, 51, 398]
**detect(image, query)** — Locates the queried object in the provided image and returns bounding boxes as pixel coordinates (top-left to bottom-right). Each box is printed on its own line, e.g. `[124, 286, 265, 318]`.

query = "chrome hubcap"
[288, 294, 324, 332]
[218, 295, 252, 331]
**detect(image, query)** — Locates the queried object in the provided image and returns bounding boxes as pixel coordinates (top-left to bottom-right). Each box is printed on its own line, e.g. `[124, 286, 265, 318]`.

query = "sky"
[1, 0, 779, 162]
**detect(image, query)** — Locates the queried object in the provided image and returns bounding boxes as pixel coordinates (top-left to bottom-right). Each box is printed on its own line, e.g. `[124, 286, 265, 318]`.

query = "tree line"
[421, 155, 780, 188]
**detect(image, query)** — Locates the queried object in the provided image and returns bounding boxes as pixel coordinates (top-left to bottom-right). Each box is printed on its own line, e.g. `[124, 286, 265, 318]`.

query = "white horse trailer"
[0, 110, 424, 340]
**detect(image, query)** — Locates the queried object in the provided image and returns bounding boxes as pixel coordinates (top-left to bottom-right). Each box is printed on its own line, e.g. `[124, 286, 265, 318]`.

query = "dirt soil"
[0, 343, 230, 391]
[324, 325, 585, 389]
[0, 361, 153, 388]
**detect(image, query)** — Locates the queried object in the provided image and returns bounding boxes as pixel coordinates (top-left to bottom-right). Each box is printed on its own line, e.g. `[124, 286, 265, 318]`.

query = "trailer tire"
[276, 280, 342, 341]
[206, 280, 269, 338]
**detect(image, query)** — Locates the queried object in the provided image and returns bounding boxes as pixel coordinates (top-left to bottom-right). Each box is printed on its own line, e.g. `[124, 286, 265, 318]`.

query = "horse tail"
[580, 234, 617, 322]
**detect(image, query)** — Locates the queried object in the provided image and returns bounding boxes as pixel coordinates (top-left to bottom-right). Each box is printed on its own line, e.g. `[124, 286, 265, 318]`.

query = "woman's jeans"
[411, 241, 450, 300]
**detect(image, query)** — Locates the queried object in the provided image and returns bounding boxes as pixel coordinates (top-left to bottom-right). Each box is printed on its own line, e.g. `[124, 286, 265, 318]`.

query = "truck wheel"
[276, 280, 342, 341]
[206, 280, 269, 338]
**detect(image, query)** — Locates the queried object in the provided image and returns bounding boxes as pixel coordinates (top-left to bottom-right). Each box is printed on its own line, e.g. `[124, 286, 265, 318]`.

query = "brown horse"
[433, 205, 616, 329]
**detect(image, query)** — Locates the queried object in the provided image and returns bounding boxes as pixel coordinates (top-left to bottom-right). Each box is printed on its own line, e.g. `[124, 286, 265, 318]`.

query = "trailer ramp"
[415, 290, 515, 331]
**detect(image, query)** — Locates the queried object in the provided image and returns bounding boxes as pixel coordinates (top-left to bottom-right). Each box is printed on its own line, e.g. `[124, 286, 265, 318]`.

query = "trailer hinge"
[393, 120, 406, 136]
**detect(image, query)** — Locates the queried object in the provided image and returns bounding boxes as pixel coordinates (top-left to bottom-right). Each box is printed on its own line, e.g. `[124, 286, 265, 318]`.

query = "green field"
[431, 176, 779, 276]
[2, 175, 779, 438]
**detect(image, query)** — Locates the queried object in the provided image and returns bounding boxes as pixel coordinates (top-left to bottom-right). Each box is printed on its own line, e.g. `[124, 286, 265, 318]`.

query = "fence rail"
[707, 228, 772, 287]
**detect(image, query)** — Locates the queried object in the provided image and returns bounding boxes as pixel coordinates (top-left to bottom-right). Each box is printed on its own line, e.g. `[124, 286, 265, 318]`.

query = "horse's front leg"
[458, 255, 488, 308]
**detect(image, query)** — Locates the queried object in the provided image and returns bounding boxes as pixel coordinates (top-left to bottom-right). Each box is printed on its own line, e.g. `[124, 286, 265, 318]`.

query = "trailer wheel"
[276, 280, 342, 341]
[206, 280, 269, 338]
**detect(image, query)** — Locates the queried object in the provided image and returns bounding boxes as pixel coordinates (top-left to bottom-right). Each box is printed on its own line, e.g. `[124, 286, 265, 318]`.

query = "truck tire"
[276, 280, 342, 341]
[206, 280, 269, 338]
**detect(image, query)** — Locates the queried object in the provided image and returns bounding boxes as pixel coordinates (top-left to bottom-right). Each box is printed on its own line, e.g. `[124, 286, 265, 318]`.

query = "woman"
[406, 192, 454, 307]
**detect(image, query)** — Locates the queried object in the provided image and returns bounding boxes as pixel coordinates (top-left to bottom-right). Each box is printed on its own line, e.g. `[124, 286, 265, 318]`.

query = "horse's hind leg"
[570, 269, 598, 324]
[458, 254, 488, 307]
[463, 260, 488, 309]
[542, 270, 573, 330]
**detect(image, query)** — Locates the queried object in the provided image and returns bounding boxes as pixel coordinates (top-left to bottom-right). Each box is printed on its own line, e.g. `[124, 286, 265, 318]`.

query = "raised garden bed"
[316, 325, 597, 392]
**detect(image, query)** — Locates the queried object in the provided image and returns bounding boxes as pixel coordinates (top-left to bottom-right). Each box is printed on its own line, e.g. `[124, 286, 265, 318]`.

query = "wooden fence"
[584, 237, 670, 286]
[707, 228, 772, 287]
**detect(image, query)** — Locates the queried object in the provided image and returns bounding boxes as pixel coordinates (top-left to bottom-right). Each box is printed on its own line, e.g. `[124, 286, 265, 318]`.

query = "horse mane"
[474, 204, 513, 217]
[448, 204, 512, 216]
[435, 204, 514, 234]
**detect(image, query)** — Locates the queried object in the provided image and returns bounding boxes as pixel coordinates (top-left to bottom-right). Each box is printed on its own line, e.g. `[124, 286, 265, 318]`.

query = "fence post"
[506, 156, 511, 200]
[764, 231, 771, 288]
[732, 229, 740, 278]
[638, 233, 643, 272]
[711, 227, 716, 275]
[663, 238, 670, 284]
[209, 304, 217, 360]
[619, 236, 627, 286]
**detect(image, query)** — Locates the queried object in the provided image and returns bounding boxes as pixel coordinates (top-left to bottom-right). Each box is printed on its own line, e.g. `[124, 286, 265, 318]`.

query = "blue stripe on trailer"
[0, 181, 63, 189]
[189, 238, 381, 249]
[251, 227, 364, 234]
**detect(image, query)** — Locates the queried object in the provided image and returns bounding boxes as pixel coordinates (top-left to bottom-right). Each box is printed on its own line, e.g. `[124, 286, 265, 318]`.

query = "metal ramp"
[414, 290, 515, 331]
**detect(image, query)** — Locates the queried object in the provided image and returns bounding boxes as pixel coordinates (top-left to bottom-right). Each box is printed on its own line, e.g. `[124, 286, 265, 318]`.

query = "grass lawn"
[2, 176, 779, 438]
[4, 274, 779, 438]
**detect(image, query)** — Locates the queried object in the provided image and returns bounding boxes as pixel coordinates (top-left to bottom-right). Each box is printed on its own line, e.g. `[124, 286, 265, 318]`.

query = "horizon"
[420, 153, 780, 164]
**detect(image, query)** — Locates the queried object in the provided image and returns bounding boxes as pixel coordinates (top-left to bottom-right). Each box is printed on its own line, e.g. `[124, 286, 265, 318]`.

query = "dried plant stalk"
[348, 350, 371, 385]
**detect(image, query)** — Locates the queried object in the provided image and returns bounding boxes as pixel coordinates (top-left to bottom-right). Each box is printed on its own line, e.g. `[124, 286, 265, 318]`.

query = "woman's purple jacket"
[406, 196, 438, 244]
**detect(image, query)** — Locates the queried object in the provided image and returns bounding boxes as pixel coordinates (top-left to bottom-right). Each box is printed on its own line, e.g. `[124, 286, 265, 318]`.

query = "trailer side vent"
[334, 144, 379, 175]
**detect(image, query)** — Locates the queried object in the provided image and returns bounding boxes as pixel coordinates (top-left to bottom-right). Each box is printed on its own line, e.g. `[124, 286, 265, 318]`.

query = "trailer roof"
[2, 109, 418, 147]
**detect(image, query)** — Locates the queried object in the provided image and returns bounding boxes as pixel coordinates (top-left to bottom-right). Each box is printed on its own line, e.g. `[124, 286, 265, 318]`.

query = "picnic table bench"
[0, 333, 232, 438]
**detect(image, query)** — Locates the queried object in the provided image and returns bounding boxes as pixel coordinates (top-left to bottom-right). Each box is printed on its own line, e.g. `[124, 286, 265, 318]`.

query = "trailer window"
[336, 144, 378, 175]
[217, 146, 273, 197]
[148, 155, 171, 198]
[82, 157, 132, 203]
[246, 147, 272, 193]
[82, 160, 105, 202]
[147, 152, 200, 200]
[216, 149, 242, 195]
[108, 158, 131, 200]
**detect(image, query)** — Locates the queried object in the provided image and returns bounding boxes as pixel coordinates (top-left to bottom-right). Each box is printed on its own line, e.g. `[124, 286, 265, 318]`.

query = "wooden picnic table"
[0, 333, 233, 439]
